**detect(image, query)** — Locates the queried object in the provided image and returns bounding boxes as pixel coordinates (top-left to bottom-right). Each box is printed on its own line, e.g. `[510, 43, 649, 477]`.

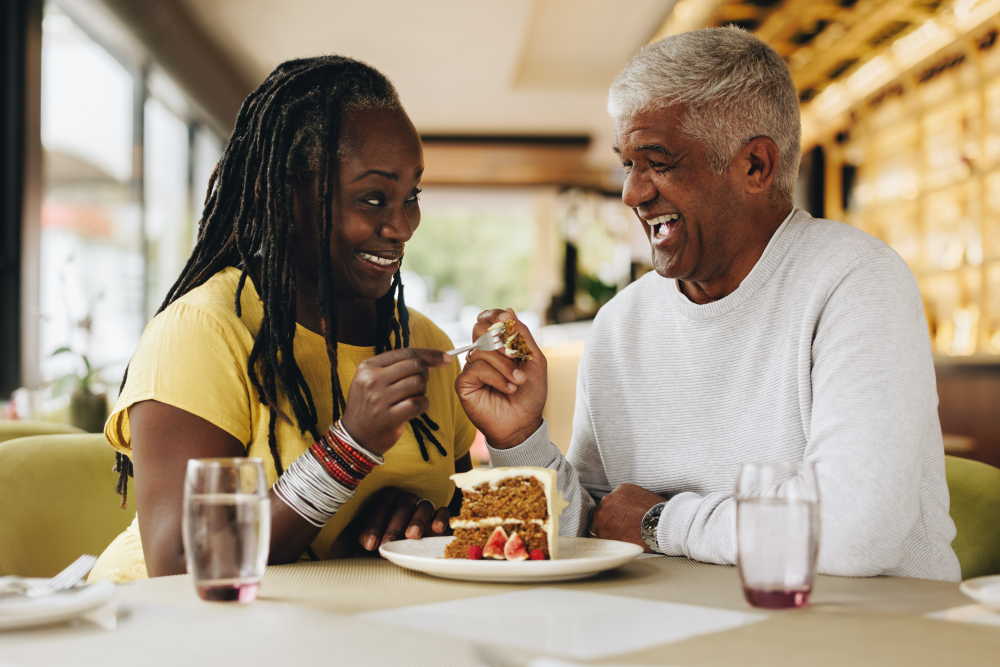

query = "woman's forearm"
[267, 489, 324, 564]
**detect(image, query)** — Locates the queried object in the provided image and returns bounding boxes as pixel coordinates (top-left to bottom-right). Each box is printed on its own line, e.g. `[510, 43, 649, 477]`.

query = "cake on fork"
[488, 320, 532, 361]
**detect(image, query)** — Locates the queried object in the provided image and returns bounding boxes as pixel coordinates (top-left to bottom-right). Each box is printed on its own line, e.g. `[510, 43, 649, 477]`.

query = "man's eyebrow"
[350, 169, 399, 183]
[636, 144, 677, 157]
[612, 145, 622, 155]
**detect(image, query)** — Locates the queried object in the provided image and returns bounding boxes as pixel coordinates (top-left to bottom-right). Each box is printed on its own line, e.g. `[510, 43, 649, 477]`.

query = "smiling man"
[457, 27, 961, 581]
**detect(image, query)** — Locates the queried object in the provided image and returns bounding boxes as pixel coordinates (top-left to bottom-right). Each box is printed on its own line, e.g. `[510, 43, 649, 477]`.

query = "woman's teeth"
[358, 252, 397, 266]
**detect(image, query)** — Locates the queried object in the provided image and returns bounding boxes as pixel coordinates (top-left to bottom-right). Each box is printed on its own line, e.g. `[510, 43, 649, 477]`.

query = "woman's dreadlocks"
[114, 56, 445, 508]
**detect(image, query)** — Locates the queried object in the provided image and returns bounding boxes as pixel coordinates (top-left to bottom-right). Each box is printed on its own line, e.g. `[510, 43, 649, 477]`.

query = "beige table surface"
[0, 554, 998, 667]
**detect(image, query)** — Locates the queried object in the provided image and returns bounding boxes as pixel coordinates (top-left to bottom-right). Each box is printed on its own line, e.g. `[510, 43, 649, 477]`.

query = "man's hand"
[341, 348, 452, 455]
[356, 487, 451, 552]
[590, 484, 667, 553]
[455, 309, 547, 449]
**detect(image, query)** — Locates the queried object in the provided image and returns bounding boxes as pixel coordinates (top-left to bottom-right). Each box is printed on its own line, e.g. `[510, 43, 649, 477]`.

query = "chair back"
[945, 455, 1000, 580]
[0, 419, 84, 444]
[0, 434, 135, 577]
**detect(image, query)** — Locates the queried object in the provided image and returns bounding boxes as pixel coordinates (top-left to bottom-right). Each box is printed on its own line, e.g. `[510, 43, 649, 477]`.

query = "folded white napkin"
[0, 580, 116, 631]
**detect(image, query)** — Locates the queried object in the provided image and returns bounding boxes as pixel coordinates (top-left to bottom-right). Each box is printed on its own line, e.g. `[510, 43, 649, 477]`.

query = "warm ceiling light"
[848, 56, 892, 92]
[954, 0, 981, 21]
[815, 83, 846, 115]
[892, 20, 940, 57]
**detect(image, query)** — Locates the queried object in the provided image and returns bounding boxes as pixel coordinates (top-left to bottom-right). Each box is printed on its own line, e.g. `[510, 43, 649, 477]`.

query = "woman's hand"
[455, 309, 547, 450]
[356, 487, 451, 552]
[341, 348, 452, 455]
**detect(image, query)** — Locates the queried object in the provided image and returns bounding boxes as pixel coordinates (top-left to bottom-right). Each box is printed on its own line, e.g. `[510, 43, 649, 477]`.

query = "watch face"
[641, 502, 665, 553]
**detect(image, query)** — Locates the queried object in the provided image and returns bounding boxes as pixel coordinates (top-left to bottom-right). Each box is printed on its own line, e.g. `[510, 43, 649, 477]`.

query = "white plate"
[960, 575, 1000, 609]
[379, 536, 644, 583]
[0, 580, 116, 631]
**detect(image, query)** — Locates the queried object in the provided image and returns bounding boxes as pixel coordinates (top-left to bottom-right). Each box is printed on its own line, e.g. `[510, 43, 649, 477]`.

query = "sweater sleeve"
[802, 248, 936, 576]
[485, 351, 606, 536]
[654, 247, 938, 575]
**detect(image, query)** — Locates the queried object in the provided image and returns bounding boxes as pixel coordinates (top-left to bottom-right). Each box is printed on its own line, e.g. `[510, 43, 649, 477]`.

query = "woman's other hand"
[455, 309, 546, 450]
[357, 487, 451, 552]
[341, 347, 451, 455]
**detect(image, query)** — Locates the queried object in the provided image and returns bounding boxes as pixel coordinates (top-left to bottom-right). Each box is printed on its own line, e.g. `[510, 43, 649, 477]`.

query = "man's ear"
[739, 136, 780, 195]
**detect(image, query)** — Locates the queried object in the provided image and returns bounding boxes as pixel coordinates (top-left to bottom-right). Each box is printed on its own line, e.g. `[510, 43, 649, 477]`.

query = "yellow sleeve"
[105, 302, 252, 455]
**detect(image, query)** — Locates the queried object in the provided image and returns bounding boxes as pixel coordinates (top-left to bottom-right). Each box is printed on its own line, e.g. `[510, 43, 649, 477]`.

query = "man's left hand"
[590, 484, 667, 552]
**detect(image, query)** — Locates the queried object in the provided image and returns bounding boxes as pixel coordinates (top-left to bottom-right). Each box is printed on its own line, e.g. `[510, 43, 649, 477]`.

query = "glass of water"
[182, 458, 271, 602]
[735, 462, 819, 609]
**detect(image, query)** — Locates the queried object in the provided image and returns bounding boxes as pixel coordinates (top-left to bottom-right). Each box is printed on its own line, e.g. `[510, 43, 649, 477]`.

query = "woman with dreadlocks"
[89, 56, 480, 583]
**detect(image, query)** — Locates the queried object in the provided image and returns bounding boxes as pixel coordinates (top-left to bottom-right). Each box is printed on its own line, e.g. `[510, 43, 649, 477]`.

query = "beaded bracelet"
[314, 431, 373, 486]
[273, 420, 385, 527]
[331, 420, 384, 465]
[272, 449, 355, 527]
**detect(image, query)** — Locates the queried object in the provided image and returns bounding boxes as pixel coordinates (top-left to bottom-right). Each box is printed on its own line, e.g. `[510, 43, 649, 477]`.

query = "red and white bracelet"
[272, 420, 384, 527]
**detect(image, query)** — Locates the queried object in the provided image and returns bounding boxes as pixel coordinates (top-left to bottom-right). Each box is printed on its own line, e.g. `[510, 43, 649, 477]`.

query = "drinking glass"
[182, 458, 271, 602]
[735, 462, 819, 609]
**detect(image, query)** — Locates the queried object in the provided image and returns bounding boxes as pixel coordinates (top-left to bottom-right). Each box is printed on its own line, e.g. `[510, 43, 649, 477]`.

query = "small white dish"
[379, 536, 644, 583]
[960, 575, 1000, 609]
[0, 580, 116, 631]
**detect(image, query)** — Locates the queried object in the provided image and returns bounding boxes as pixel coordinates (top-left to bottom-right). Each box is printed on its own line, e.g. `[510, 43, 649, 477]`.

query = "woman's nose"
[379, 205, 417, 243]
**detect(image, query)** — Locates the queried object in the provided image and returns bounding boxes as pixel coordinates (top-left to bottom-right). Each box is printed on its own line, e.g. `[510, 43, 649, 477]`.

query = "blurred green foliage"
[577, 273, 617, 308]
[403, 211, 535, 312]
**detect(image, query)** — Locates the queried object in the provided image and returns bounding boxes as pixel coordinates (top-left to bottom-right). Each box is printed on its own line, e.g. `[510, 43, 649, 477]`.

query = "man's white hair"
[608, 27, 801, 203]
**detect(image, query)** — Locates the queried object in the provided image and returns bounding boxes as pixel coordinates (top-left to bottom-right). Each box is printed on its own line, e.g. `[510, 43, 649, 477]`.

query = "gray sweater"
[489, 209, 961, 582]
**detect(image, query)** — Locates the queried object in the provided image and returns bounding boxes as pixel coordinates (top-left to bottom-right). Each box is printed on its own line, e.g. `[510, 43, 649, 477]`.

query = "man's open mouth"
[646, 213, 681, 240]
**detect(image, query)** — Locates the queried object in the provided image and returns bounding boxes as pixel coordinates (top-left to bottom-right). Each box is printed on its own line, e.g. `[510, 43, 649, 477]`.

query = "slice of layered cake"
[445, 467, 567, 560]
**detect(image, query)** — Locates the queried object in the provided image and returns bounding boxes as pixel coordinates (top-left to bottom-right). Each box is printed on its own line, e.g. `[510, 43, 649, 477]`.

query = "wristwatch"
[640, 502, 667, 553]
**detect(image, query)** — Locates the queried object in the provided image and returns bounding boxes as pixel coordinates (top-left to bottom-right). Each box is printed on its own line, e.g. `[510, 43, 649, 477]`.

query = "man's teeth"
[358, 252, 397, 266]
[645, 213, 680, 226]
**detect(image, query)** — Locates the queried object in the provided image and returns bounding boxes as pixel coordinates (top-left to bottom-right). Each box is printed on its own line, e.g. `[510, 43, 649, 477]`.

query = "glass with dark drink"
[736, 462, 819, 609]
[182, 458, 270, 602]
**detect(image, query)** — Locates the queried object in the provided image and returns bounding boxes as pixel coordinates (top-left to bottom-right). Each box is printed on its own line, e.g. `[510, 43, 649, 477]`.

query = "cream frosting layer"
[449, 466, 568, 559]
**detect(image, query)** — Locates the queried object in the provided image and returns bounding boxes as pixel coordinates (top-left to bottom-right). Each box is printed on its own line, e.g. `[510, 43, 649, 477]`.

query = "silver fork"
[0, 554, 98, 599]
[447, 325, 505, 357]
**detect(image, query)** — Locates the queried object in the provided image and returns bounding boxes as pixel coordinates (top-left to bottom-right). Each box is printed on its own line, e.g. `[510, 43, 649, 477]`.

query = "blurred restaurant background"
[3, 0, 1000, 468]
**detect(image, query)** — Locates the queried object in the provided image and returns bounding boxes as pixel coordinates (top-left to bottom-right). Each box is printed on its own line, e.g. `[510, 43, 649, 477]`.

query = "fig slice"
[482, 526, 509, 559]
[503, 532, 529, 561]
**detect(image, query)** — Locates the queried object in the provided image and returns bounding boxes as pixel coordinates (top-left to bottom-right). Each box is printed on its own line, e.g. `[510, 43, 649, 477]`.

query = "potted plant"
[51, 347, 108, 433]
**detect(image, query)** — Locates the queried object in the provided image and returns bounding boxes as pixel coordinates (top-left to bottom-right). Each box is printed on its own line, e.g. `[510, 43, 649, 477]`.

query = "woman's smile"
[355, 249, 403, 274]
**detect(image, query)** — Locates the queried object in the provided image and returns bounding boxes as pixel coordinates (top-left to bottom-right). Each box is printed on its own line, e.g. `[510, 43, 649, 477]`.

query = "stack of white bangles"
[272, 421, 384, 528]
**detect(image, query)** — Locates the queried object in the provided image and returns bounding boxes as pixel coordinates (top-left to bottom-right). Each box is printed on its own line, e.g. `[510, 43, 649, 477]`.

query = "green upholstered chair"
[0, 434, 135, 577]
[946, 455, 1000, 580]
[0, 419, 84, 444]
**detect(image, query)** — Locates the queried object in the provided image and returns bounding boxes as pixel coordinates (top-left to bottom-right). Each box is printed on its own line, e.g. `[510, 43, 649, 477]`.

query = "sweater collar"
[665, 208, 808, 321]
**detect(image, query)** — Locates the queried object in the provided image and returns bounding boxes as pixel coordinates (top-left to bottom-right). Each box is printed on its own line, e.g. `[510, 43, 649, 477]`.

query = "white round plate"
[0, 581, 116, 631]
[379, 536, 644, 583]
[960, 575, 1000, 609]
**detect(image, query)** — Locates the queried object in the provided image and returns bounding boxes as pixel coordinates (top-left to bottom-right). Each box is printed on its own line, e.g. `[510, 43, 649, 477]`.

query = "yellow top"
[90, 266, 475, 583]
